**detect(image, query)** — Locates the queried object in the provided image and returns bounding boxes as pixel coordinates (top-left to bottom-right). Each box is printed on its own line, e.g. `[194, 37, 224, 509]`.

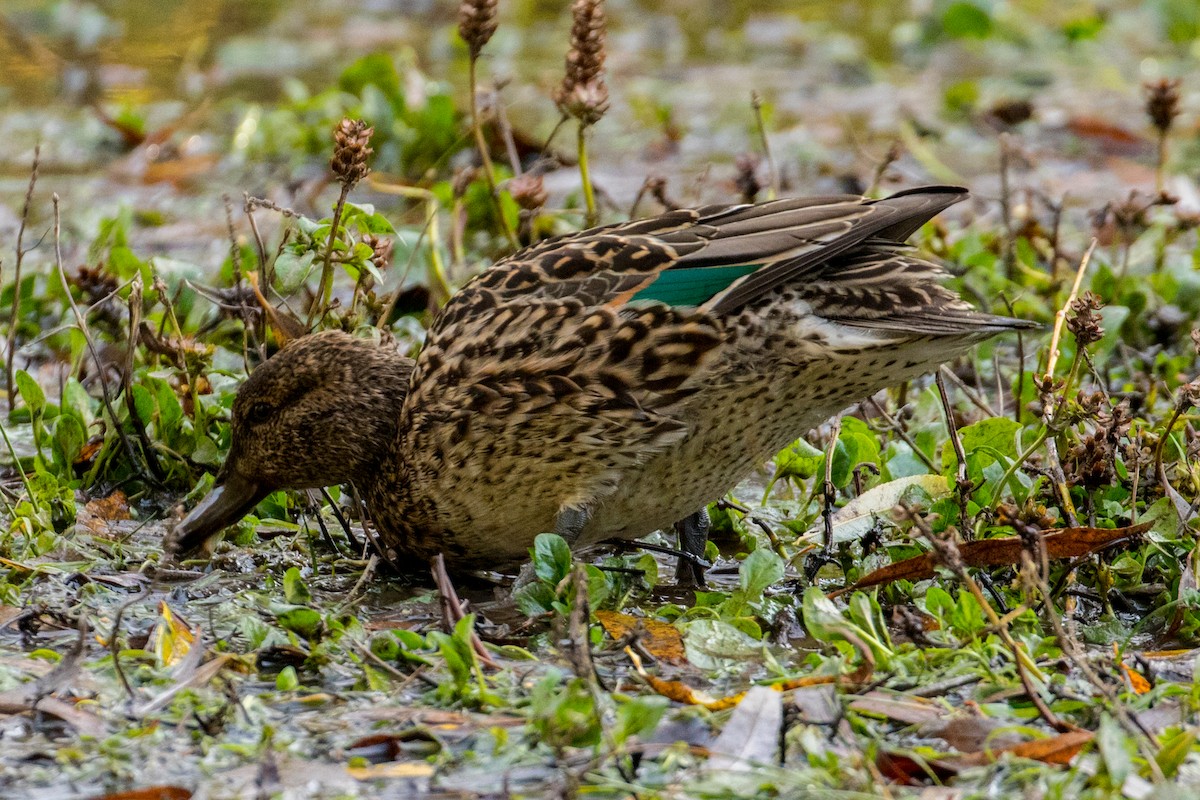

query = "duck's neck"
[341, 344, 415, 487]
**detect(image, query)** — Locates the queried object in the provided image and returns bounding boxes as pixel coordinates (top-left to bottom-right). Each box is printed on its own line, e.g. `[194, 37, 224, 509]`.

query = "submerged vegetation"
[1, 0, 1200, 797]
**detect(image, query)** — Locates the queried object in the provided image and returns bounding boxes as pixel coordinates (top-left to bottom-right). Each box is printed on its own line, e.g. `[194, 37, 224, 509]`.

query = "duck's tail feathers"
[691, 186, 969, 314]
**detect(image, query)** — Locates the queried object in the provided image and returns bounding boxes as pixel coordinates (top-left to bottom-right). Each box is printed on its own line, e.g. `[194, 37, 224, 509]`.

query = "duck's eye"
[247, 402, 273, 424]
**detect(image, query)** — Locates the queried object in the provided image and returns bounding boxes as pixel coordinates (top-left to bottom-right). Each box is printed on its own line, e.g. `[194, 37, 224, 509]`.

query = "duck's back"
[367, 187, 1033, 566]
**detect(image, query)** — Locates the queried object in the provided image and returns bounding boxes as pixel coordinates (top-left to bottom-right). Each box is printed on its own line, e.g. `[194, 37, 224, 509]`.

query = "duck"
[167, 185, 1036, 584]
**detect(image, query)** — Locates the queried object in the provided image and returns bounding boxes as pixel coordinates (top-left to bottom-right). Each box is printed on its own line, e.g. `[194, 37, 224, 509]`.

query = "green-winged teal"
[168, 186, 1035, 582]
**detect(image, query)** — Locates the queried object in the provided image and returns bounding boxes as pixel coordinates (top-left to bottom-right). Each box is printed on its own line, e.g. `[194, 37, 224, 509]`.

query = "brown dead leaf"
[245, 271, 307, 344]
[876, 751, 962, 784]
[626, 647, 842, 710]
[74, 436, 104, 468]
[139, 153, 220, 187]
[840, 523, 1149, 594]
[963, 730, 1093, 766]
[0, 692, 106, 737]
[596, 610, 686, 665]
[86, 787, 192, 800]
[85, 490, 131, 522]
[1065, 116, 1149, 156]
[850, 692, 944, 726]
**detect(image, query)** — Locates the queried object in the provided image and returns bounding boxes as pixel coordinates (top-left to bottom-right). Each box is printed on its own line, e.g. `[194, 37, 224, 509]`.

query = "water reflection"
[1, 0, 909, 107]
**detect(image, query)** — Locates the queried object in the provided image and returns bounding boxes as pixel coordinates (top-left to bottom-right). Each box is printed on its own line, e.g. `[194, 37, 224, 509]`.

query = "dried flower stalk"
[457, 0, 498, 60]
[555, 0, 609, 226]
[1144, 78, 1182, 193]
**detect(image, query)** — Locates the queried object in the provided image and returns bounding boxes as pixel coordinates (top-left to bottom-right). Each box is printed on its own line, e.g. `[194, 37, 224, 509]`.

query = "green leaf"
[283, 567, 313, 605]
[942, 2, 993, 38]
[14, 370, 45, 418]
[131, 384, 155, 427]
[151, 377, 184, 439]
[613, 695, 668, 745]
[369, 632, 401, 661]
[275, 607, 322, 640]
[738, 548, 784, 601]
[959, 417, 1021, 461]
[682, 619, 761, 670]
[532, 533, 573, 584]
[766, 437, 824, 497]
[1155, 729, 1195, 778]
[273, 250, 317, 294]
[276, 666, 300, 691]
[51, 414, 86, 474]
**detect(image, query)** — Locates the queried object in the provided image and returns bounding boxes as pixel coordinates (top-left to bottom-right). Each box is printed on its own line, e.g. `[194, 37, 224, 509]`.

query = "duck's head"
[166, 330, 414, 557]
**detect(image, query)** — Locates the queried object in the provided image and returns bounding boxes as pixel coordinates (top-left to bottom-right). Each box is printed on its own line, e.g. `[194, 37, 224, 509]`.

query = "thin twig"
[867, 398, 937, 472]
[6, 145, 39, 411]
[467, 59, 518, 248]
[750, 91, 778, 200]
[998, 133, 1015, 280]
[936, 370, 975, 536]
[822, 417, 842, 551]
[431, 553, 499, 669]
[52, 195, 153, 486]
[109, 588, 150, 705]
[1044, 240, 1097, 379]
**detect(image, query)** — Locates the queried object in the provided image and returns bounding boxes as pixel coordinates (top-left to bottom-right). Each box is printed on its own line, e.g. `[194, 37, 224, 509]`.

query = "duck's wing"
[403, 226, 726, 522]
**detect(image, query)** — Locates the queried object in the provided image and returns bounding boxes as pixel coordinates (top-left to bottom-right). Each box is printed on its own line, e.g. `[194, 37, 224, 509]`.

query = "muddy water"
[1, 0, 1187, 251]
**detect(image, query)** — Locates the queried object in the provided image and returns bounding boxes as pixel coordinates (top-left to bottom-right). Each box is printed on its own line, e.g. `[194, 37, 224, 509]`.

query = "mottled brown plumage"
[169, 186, 1036, 581]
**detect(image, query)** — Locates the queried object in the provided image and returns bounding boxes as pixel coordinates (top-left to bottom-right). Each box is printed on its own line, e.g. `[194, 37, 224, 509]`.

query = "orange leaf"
[87, 787, 192, 800]
[85, 490, 131, 522]
[596, 610, 686, 665]
[625, 647, 841, 710]
[1113, 644, 1152, 695]
[993, 731, 1093, 765]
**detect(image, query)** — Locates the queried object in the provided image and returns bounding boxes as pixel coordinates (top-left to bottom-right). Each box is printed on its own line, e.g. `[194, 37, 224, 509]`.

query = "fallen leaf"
[85, 490, 131, 521]
[964, 730, 1093, 766]
[802, 475, 951, 544]
[839, 523, 1149, 594]
[0, 693, 106, 737]
[596, 610, 686, 664]
[346, 762, 435, 780]
[850, 692, 944, 726]
[134, 655, 236, 716]
[708, 686, 782, 770]
[876, 751, 962, 784]
[625, 647, 841, 710]
[150, 602, 196, 667]
[1113, 644, 1151, 695]
[86, 787, 192, 800]
[1065, 116, 1149, 157]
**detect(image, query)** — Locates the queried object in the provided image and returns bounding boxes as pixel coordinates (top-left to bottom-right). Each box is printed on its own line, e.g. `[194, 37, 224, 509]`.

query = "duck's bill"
[167, 475, 268, 557]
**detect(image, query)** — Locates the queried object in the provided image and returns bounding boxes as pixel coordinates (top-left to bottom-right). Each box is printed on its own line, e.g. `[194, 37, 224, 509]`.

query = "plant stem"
[52, 195, 155, 487]
[468, 57, 518, 248]
[751, 91, 777, 200]
[310, 183, 350, 329]
[577, 123, 597, 227]
[6, 146, 39, 412]
[0, 417, 37, 516]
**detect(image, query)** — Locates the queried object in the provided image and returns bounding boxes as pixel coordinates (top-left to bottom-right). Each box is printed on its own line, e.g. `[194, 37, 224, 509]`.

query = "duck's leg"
[555, 506, 591, 545]
[673, 508, 710, 586]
